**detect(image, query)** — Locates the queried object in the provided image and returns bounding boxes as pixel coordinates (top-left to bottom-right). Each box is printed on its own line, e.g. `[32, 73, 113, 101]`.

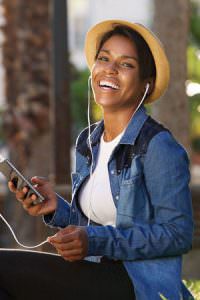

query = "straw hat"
[84, 19, 170, 103]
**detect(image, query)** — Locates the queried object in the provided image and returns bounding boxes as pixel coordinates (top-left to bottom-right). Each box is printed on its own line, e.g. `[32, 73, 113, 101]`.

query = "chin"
[95, 99, 117, 108]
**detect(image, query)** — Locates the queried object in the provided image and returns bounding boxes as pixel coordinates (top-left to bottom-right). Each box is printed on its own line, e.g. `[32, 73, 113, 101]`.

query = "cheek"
[91, 63, 103, 92]
[122, 76, 136, 92]
[123, 71, 141, 91]
[91, 61, 102, 79]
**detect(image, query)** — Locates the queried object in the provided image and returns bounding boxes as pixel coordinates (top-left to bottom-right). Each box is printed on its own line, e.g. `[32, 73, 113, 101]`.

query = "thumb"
[60, 225, 77, 235]
[49, 226, 76, 239]
[31, 176, 48, 185]
[47, 226, 76, 243]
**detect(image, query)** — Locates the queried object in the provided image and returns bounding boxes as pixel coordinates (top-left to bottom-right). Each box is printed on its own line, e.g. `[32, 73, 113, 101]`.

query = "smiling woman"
[91, 33, 153, 124]
[0, 19, 194, 300]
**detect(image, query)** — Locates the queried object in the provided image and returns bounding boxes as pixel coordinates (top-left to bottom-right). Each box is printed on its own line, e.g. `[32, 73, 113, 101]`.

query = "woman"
[2, 19, 193, 300]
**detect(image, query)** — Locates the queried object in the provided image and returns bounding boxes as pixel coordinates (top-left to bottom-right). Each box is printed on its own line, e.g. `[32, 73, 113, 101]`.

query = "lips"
[99, 79, 120, 90]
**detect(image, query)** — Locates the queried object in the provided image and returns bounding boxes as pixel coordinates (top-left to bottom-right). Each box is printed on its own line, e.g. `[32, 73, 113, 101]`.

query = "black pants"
[0, 249, 135, 300]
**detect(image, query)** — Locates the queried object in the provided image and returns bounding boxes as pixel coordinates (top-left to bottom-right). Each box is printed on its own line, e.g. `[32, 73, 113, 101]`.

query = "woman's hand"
[8, 176, 57, 216]
[47, 225, 88, 262]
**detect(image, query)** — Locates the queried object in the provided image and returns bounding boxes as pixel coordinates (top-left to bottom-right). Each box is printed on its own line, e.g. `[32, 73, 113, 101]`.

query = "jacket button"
[111, 170, 115, 175]
[115, 195, 119, 200]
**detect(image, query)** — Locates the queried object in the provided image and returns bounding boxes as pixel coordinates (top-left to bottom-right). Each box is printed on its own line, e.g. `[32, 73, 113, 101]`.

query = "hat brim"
[84, 19, 170, 103]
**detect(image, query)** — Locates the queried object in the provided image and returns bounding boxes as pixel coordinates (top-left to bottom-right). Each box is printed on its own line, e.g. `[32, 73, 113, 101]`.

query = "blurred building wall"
[68, 0, 154, 69]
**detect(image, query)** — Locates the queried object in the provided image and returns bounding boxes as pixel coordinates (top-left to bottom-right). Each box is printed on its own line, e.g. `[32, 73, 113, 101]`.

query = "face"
[91, 35, 147, 112]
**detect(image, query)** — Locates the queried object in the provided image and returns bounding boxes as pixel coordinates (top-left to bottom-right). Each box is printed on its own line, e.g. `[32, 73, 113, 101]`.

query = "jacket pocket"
[118, 174, 150, 221]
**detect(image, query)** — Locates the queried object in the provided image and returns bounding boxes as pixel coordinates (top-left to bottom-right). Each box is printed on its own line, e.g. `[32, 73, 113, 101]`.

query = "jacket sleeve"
[43, 194, 71, 228]
[85, 131, 194, 261]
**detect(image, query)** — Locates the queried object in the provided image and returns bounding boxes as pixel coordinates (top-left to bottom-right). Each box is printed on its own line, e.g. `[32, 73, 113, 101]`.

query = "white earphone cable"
[87, 75, 94, 225]
[86, 78, 150, 226]
[0, 83, 150, 244]
[0, 213, 48, 249]
[133, 82, 150, 115]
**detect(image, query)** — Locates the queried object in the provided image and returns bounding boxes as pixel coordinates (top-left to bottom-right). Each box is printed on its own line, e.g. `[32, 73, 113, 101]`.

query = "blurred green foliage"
[188, 0, 200, 151]
[70, 67, 102, 140]
[190, 0, 200, 46]
[187, 46, 200, 82]
[70, 68, 90, 136]
[185, 279, 200, 299]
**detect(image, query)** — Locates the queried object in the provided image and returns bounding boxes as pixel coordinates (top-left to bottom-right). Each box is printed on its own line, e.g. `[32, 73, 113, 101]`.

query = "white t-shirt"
[79, 131, 123, 226]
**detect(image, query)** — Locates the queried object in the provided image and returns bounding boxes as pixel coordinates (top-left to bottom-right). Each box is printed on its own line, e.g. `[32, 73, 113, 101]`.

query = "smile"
[99, 80, 120, 90]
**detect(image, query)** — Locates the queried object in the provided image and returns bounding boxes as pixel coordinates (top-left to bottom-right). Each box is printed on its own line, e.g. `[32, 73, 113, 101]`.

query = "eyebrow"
[98, 49, 138, 61]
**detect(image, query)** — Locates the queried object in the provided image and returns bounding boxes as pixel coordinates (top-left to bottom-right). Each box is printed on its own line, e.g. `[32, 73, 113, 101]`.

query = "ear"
[144, 78, 155, 96]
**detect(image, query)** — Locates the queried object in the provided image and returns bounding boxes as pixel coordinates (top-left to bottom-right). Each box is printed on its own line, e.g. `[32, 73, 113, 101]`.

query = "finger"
[8, 181, 17, 192]
[48, 231, 76, 244]
[48, 240, 77, 251]
[15, 188, 30, 202]
[31, 176, 48, 185]
[20, 197, 42, 213]
[62, 225, 77, 234]
[22, 193, 39, 209]
[23, 203, 43, 216]
[57, 225, 78, 237]
[48, 234, 74, 244]
[58, 248, 82, 258]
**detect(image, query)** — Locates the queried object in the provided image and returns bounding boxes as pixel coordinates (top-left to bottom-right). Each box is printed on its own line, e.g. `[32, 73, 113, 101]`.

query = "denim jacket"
[44, 106, 194, 300]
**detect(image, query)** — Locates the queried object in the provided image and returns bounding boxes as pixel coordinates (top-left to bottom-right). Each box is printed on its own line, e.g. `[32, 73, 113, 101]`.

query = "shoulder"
[149, 130, 188, 157]
[75, 122, 100, 148]
[140, 116, 188, 158]
[135, 116, 169, 154]
[143, 125, 191, 197]
[145, 129, 190, 170]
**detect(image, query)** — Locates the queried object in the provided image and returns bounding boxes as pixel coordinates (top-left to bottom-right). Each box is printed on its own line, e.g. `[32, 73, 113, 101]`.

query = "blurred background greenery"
[188, 0, 200, 153]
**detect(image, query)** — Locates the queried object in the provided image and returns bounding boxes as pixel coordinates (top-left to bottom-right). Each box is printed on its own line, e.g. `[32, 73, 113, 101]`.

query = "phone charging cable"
[0, 213, 48, 249]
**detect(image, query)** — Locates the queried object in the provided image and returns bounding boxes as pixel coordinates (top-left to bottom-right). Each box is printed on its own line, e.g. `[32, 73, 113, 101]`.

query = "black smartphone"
[0, 155, 45, 205]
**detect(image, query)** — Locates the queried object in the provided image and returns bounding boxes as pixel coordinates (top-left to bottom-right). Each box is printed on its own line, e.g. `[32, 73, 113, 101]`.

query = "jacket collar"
[88, 106, 148, 147]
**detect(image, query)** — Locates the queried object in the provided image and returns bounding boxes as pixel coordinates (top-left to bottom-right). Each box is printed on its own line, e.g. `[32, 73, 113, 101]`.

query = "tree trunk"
[1, 0, 55, 249]
[152, 0, 190, 152]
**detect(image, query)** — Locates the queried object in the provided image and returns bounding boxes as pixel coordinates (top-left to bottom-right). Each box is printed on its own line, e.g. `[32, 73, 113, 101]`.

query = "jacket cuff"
[85, 225, 108, 256]
[43, 194, 71, 228]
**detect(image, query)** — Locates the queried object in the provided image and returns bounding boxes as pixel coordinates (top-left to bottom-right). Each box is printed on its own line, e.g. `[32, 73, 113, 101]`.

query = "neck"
[103, 106, 140, 141]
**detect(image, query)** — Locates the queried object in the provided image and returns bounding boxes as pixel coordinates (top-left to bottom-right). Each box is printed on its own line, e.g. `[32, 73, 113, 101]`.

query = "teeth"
[99, 80, 119, 90]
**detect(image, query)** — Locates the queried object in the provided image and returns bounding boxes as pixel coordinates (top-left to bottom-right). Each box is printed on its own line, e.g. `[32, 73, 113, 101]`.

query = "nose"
[105, 61, 118, 75]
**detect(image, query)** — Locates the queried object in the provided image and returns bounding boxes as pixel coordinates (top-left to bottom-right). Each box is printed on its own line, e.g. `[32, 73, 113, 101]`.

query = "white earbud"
[145, 82, 150, 92]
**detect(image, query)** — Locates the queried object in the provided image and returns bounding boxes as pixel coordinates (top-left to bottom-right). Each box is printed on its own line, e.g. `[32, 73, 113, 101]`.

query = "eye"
[97, 55, 109, 62]
[121, 62, 134, 68]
